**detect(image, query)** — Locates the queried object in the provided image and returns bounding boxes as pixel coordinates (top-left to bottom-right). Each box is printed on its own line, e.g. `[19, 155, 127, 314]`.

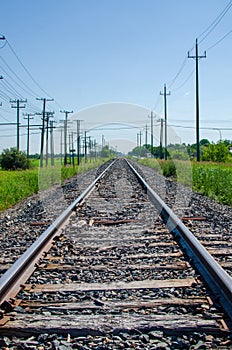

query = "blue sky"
[0, 0, 232, 153]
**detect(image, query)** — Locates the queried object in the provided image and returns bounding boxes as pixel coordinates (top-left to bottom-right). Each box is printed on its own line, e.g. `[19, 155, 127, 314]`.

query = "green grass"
[0, 170, 39, 211]
[0, 158, 108, 211]
[138, 158, 232, 206]
[192, 163, 232, 206]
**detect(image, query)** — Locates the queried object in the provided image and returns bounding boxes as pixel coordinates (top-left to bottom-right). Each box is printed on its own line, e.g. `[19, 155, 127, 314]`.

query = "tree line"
[128, 139, 232, 163]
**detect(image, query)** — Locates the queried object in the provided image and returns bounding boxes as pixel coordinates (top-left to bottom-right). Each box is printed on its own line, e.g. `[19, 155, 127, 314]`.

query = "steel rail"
[125, 159, 232, 320]
[0, 159, 116, 306]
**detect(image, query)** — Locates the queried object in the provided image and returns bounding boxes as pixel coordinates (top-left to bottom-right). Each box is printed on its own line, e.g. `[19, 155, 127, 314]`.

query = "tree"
[202, 141, 231, 163]
[100, 145, 117, 158]
[0, 147, 30, 170]
[200, 139, 210, 146]
[128, 146, 150, 157]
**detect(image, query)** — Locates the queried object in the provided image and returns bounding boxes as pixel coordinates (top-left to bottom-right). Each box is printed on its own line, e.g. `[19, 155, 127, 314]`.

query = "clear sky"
[0, 0, 231, 154]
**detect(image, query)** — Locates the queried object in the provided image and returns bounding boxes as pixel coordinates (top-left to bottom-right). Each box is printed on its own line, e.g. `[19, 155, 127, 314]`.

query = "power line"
[0, 112, 12, 123]
[206, 29, 232, 51]
[1, 79, 25, 99]
[167, 56, 188, 89]
[164, 2, 232, 98]
[0, 57, 38, 98]
[198, 0, 232, 44]
[172, 69, 195, 92]
[6, 39, 53, 99]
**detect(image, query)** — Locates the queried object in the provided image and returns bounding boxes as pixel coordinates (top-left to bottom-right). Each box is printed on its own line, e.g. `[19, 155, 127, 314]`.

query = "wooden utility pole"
[74, 119, 83, 166]
[45, 112, 54, 166]
[69, 132, 75, 168]
[49, 120, 56, 166]
[37, 98, 54, 167]
[10, 99, 27, 150]
[84, 131, 87, 163]
[60, 110, 73, 166]
[145, 124, 148, 146]
[139, 130, 142, 148]
[23, 113, 34, 158]
[150, 111, 154, 150]
[160, 84, 170, 160]
[188, 39, 206, 161]
[60, 127, 63, 165]
[160, 118, 164, 159]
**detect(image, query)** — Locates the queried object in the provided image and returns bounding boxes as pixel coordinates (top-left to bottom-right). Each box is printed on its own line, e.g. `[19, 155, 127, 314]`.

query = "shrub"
[161, 160, 177, 177]
[0, 147, 30, 170]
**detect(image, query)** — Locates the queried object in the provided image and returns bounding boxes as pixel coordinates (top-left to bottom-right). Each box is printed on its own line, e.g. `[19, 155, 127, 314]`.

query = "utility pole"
[60, 110, 73, 166]
[49, 120, 56, 166]
[160, 118, 164, 159]
[150, 111, 154, 150]
[45, 111, 54, 166]
[137, 133, 139, 147]
[160, 84, 171, 160]
[145, 124, 148, 146]
[94, 139, 97, 160]
[102, 135, 105, 150]
[69, 132, 75, 168]
[84, 131, 87, 163]
[139, 130, 142, 148]
[188, 39, 206, 161]
[74, 119, 83, 166]
[23, 113, 34, 158]
[37, 98, 54, 168]
[10, 99, 27, 151]
[60, 127, 63, 165]
[88, 136, 92, 163]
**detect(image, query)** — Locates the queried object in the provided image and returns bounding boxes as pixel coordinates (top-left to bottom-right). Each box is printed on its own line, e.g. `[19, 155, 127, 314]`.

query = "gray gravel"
[1, 159, 232, 349]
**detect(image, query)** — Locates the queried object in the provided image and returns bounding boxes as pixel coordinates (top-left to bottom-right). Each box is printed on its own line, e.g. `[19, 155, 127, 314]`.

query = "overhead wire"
[206, 29, 232, 51]
[6, 39, 54, 99]
[167, 56, 188, 89]
[1, 79, 25, 100]
[172, 69, 195, 92]
[197, 0, 232, 44]
[0, 113, 12, 123]
[0, 57, 39, 98]
[1, 38, 65, 120]
[164, 0, 232, 98]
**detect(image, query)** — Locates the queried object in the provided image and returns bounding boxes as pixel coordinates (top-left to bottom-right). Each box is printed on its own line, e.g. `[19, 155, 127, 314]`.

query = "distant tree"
[202, 141, 231, 162]
[222, 139, 232, 147]
[128, 146, 149, 157]
[167, 144, 190, 160]
[100, 145, 117, 158]
[200, 139, 210, 146]
[0, 147, 30, 170]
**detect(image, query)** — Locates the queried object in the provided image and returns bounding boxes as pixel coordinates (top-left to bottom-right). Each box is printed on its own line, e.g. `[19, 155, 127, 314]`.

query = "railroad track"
[0, 158, 232, 349]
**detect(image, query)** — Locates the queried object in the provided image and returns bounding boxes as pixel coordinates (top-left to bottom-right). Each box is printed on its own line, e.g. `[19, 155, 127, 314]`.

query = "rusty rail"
[125, 159, 232, 320]
[0, 159, 116, 305]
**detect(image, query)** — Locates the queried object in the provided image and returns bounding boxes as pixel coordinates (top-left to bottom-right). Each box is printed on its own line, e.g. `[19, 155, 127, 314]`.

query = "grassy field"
[0, 158, 107, 211]
[138, 158, 232, 206]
